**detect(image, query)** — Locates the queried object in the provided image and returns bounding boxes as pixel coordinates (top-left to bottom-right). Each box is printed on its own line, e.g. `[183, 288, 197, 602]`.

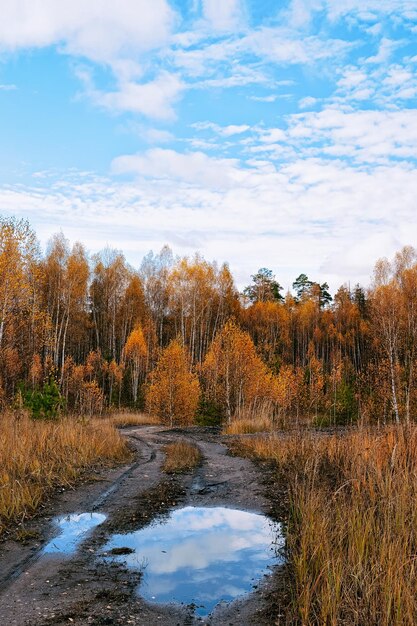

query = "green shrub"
[20, 379, 65, 420]
[195, 399, 223, 427]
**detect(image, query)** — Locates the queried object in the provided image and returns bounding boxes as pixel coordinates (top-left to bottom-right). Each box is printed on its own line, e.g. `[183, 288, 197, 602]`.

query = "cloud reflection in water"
[43, 512, 106, 554]
[104, 506, 283, 616]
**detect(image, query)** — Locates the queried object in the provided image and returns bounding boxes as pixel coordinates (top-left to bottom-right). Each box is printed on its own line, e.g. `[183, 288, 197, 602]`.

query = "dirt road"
[0, 426, 283, 626]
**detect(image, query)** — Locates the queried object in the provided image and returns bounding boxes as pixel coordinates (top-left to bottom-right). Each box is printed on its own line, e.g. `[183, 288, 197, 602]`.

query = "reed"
[223, 416, 273, 435]
[236, 426, 417, 625]
[110, 412, 160, 428]
[162, 440, 201, 473]
[0, 414, 130, 536]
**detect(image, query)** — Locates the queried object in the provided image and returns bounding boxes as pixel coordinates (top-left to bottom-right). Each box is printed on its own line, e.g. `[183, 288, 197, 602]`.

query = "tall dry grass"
[0, 414, 130, 536]
[162, 440, 201, 473]
[223, 416, 273, 435]
[110, 412, 160, 428]
[237, 426, 417, 626]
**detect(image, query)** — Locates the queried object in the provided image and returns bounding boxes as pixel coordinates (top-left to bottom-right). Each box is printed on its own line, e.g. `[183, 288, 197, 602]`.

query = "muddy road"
[0, 426, 284, 626]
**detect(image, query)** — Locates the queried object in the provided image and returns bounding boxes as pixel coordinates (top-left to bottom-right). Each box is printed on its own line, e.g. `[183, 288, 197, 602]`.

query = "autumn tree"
[140, 245, 174, 346]
[368, 247, 417, 423]
[242, 300, 290, 367]
[123, 325, 148, 403]
[42, 235, 89, 372]
[371, 258, 402, 423]
[0, 218, 38, 349]
[90, 248, 133, 361]
[393, 247, 417, 422]
[272, 365, 302, 422]
[145, 339, 200, 425]
[202, 320, 273, 422]
[0, 218, 46, 396]
[168, 255, 239, 364]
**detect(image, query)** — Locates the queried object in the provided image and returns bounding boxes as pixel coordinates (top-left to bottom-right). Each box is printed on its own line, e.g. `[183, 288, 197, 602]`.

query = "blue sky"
[1, 0, 417, 290]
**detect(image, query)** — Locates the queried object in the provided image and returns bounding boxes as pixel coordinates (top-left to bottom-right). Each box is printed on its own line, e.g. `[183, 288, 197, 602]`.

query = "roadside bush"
[20, 379, 65, 420]
[195, 399, 224, 427]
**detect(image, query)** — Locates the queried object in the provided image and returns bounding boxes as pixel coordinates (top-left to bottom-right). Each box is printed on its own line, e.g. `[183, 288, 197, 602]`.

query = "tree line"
[1, 216, 416, 425]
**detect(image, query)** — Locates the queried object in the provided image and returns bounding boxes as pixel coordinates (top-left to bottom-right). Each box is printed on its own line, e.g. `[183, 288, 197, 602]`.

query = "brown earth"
[0, 426, 287, 626]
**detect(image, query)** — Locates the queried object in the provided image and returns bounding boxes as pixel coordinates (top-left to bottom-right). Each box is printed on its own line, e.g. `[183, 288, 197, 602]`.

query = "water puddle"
[43, 512, 106, 555]
[103, 506, 283, 617]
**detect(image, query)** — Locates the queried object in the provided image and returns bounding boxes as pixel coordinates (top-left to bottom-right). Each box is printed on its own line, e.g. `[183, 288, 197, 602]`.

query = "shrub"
[20, 379, 65, 420]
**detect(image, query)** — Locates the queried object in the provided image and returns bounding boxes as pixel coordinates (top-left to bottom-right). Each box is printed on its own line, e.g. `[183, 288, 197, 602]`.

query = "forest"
[0, 215, 414, 426]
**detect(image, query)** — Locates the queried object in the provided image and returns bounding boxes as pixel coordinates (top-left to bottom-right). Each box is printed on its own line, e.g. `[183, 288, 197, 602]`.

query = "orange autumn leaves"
[145, 339, 200, 426]
[4, 214, 417, 426]
[123, 325, 147, 403]
[144, 320, 299, 425]
[201, 320, 274, 422]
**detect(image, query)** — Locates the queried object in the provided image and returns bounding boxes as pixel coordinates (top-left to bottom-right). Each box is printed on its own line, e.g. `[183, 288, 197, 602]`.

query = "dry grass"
[0, 414, 130, 537]
[162, 440, 201, 473]
[110, 412, 160, 428]
[237, 426, 417, 626]
[223, 416, 273, 435]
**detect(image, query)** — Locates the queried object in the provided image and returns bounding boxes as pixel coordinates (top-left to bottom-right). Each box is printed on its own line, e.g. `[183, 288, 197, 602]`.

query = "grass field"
[235, 425, 417, 626]
[0, 414, 130, 537]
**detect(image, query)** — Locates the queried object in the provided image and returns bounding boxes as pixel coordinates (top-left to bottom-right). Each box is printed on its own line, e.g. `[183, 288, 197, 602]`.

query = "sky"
[0, 0, 417, 292]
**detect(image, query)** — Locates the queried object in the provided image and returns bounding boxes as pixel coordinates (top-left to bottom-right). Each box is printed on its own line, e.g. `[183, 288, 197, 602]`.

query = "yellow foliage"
[124, 326, 147, 361]
[124, 325, 148, 402]
[202, 319, 274, 421]
[271, 365, 301, 415]
[145, 339, 200, 426]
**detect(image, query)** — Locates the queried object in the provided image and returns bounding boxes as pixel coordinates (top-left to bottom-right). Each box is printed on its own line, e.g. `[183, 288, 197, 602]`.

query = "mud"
[0, 426, 286, 626]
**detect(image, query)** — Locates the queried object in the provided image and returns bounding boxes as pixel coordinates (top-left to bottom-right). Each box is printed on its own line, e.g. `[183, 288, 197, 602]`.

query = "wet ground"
[0, 426, 287, 626]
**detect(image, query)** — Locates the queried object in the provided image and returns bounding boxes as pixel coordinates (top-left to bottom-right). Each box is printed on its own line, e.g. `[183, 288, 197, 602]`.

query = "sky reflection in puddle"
[43, 512, 106, 555]
[104, 506, 283, 617]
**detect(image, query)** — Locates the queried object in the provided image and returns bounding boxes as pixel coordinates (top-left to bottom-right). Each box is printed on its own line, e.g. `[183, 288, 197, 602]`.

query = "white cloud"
[337, 69, 368, 89]
[192, 122, 250, 136]
[333, 61, 417, 106]
[170, 26, 351, 84]
[237, 29, 351, 66]
[202, 0, 245, 31]
[0, 0, 183, 119]
[144, 128, 175, 144]
[122, 123, 175, 144]
[364, 38, 399, 64]
[285, 108, 417, 162]
[258, 128, 286, 143]
[318, 0, 417, 23]
[0, 0, 176, 65]
[90, 72, 184, 120]
[284, 0, 325, 28]
[111, 148, 239, 189]
[0, 83, 17, 91]
[299, 96, 317, 109]
[321, 232, 402, 278]
[220, 124, 250, 136]
[250, 94, 280, 102]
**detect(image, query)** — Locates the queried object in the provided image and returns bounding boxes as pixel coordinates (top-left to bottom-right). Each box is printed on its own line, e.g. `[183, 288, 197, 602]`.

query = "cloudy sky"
[0, 0, 416, 291]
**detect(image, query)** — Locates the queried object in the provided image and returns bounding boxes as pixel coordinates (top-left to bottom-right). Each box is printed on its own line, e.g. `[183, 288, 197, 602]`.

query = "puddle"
[103, 506, 283, 617]
[43, 512, 106, 555]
